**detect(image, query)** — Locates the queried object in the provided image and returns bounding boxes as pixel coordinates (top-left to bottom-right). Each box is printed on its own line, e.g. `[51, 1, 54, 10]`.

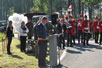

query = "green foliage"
[81, 0, 101, 7]
[31, 0, 49, 13]
[9, 7, 15, 15]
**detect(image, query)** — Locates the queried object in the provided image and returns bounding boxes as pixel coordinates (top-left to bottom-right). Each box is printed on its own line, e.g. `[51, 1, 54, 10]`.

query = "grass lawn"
[0, 38, 42, 68]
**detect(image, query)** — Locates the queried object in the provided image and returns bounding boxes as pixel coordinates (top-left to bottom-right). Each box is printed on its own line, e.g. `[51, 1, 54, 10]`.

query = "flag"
[68, 5, 72, 12]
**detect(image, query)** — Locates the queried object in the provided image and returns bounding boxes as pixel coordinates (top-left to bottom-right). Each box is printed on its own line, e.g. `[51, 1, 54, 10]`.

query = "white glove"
[84, 27, 89, 30]
[77, 22, 81, 26]
[67, 26, 72, 28]
[97, 26, 100, 29]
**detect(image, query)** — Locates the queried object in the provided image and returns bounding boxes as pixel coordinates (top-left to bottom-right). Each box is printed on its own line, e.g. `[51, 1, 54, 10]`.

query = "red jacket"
[72, 24, 76, 36]
[93, 21, 99, 33]
[99, 21, 102, 32]
[76, 19, 83, 30]
[66, 21, 74, 34]
[82, 20, 91, 33]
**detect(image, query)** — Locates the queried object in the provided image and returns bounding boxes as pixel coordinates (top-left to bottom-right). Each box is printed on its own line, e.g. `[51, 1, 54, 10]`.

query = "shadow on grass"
[11, 55, 23, 59]
[16, 44, 20, 48]
[0, 55, 3, 57]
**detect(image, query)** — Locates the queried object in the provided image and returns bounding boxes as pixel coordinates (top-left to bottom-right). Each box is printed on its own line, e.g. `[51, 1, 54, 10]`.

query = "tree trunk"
[88, 6, 92, 20]
[79, 0, 81, 14]
[82, 2, 84, 16]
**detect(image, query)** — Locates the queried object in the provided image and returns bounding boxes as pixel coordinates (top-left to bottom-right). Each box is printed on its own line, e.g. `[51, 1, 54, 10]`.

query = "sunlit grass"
[0, 38, 40, 68]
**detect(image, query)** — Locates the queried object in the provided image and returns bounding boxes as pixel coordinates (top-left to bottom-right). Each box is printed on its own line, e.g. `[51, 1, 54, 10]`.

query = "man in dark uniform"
[26, 18, 33, 39]
[93, 15, 99, 43]
[56, 19, 62, 49]
[26, 18, 34, 53]
[37, 17, 49, 67]
[72, 19, 76, 45]
[76, 14, 83, 44]
[62, 18, 67, 48]
[82, 14, 91, 46]
[98, 20, 102, 45]
[56, 18, 66, 49]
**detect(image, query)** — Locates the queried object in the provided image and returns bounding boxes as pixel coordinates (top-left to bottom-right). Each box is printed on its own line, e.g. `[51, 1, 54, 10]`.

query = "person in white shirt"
[19, 21, 29, 52]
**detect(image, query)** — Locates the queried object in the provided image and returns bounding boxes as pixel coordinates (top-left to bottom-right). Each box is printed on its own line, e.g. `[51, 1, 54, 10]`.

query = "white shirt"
[19, 26, 29, 36]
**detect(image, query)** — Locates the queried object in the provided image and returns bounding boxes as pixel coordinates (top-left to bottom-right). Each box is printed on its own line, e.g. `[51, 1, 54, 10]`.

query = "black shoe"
[87, 43, 89, 46]
[74, 43, 75, 45]
[67, 44, 69, 47]
[99, 43, 101, 45]
[21, 50, 24, 52]
[83, 43, 86, 46]
[39, 64, 48, 67]
[95, 41, 98, 43]
[70, 45, 73, 47]
[63, 47, 65, 49]
[81, 41, 83, 43]
[8, 52, 12, 55]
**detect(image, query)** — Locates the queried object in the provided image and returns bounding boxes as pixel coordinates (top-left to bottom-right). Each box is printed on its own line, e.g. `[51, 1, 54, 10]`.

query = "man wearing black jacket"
[37, 17, 49, 67]
[57, 18, 66, 49]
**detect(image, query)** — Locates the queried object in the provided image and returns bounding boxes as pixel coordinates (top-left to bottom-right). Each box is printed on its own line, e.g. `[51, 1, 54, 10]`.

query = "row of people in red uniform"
[56, 13, 102, 49]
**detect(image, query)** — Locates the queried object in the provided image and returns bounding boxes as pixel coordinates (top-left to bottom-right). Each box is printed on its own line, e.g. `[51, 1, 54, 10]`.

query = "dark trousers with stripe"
[67, 33, 72, 46]
[83, 33, 90, 45]
[100, 32, 102, 45]
[94, 32, 99, 43]
[58, 35, 65, 48]
[78, 30, 82, 43]
[38, 40, 47, 66]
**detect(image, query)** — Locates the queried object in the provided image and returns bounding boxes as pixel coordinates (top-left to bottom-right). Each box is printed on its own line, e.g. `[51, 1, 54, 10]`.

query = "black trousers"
[95, 32, 99, 43]
[63, 33, 66, 47]
[7, 36, 12, 53]
[100, 32, 102, 44]
[58, 34, 65, 48]
[72, 35, 75, 44]
[78, 30, 82, 43]
[83, 33, 90, 45]
[67, 33, 72, 46]
[20, 36, 27, 52]
[38, 40, 47, 66]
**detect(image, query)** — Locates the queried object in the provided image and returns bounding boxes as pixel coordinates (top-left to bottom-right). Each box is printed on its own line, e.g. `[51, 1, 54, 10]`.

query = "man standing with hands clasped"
[37, 16, 49, 67]
[93, 15, 99, 44]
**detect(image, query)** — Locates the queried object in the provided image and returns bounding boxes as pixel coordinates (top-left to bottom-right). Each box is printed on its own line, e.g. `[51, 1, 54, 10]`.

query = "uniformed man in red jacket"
[82, 14, 91, 46]
[99, 20, 102, 45]
[66, 14, 74, 47]
[93, 15, 99, 43]
[76, 14, 83, 44]
[72, 19, 76, 45]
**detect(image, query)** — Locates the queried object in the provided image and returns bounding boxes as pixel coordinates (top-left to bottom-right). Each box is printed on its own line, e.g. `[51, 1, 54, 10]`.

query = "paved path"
[60, 40, 102, 68]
